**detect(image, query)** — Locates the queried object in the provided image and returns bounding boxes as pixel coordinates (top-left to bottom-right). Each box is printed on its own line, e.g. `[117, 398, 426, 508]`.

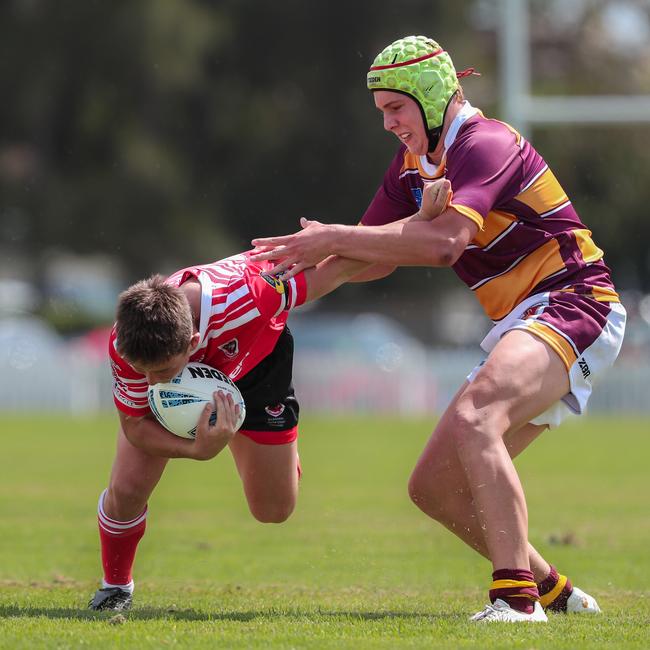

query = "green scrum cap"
[367, 35, 460, 149]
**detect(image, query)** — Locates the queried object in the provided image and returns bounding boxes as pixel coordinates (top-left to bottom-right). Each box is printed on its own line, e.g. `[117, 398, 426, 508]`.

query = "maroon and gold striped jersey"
[362, 103, 619, 321]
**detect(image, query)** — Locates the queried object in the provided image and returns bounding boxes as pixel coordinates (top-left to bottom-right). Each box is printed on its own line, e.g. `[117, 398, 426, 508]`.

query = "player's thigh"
[105, 427, 169, 518]
[456, 329, 570, 437]
[229, 433, 298, 519]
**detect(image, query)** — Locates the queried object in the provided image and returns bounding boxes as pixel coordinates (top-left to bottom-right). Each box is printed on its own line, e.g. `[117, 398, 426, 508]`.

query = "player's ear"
[189, 332, 201, 349]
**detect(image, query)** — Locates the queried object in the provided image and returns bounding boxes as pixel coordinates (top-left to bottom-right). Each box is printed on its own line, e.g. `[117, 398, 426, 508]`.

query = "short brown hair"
[115, 274, 193, 365]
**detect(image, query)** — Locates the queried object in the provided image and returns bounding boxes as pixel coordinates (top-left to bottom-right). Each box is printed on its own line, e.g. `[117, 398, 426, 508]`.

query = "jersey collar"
[443, 100, 479, 150]
[418, 101, 479, 176]
[182, 268, 212, 353]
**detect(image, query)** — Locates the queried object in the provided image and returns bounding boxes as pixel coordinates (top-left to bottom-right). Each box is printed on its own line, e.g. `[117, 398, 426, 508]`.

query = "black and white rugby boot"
[88, 587, 133, 611]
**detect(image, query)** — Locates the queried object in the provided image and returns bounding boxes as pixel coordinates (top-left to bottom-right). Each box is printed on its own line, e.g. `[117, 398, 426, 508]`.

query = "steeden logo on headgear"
[367, 76, 381, 84]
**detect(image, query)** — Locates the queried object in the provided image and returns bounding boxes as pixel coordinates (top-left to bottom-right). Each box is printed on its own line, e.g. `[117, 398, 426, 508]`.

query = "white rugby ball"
[148, 363, 246, 439]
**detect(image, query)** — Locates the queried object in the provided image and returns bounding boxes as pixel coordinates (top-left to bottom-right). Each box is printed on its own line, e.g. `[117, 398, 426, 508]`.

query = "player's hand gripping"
[410, 178, 452, 222]
[250, 217, 336, 280]
[191, 391, 240, 461]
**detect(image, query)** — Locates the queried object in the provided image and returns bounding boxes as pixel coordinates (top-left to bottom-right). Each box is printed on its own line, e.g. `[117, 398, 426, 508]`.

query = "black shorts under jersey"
[234, 327, 299, 434]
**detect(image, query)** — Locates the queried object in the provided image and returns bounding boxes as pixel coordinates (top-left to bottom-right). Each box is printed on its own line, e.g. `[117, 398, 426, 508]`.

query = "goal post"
[498, 0, 650, 134]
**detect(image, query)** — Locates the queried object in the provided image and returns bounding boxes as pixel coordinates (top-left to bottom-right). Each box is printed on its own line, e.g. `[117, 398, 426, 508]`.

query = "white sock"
[102, 579, 135, 594]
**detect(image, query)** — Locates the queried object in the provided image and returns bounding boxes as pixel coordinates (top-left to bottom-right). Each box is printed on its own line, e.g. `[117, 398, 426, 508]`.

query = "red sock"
[97, 489, 147, 587]
[489, 568, 540, 614]
[538, 565, 573, 611]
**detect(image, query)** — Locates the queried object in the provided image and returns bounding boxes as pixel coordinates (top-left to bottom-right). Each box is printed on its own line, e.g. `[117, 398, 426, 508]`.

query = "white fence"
[1, 318, 648, 416]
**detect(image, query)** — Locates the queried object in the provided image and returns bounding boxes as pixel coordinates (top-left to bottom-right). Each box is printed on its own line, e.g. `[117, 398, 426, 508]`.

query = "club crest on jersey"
[218, 338, 239, 359]
[260, 271, 285, 294]
[265, 404, 286, 418]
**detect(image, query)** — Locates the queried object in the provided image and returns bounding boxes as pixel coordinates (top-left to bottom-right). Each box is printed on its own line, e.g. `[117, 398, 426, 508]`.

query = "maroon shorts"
[468, 290, 626, 427]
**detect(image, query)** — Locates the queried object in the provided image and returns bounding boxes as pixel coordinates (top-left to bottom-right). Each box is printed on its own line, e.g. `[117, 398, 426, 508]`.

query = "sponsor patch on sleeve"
[260, 271, 286, 294]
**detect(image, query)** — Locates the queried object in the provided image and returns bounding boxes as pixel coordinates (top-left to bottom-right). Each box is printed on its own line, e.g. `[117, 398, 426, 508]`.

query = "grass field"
[0, 413, 648, 649]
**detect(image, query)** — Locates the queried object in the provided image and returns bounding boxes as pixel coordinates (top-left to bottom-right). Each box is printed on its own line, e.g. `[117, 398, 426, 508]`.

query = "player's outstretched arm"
[255, 209, 475, 281]
[346, 181, 450, 281]
[119, 391, 239, 461]
[251, 179, 453, 279]
[346, 262, 396, 283]
[302, 256, 381, 302]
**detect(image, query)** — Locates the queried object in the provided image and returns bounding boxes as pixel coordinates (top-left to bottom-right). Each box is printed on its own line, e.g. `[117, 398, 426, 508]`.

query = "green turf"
[0, 413, 648, 648]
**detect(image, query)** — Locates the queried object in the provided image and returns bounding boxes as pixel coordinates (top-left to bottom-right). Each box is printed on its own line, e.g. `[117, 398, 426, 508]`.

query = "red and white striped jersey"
[110, 252, 307, 417]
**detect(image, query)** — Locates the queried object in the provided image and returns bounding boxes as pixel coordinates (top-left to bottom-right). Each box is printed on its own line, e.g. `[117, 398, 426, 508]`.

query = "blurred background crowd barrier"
[1, 0, 649, 417]
[1, 310, 648, 416]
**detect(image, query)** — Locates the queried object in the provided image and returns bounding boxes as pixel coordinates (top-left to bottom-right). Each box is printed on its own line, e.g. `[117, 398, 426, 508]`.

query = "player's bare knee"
[407, 471, 424, 507]
[408, 467, 434, 505]
[408, 477, 443, 517]
[408, 467, 450, 519]
[249, 499, 295, 524]
[450, 392, 504, 452]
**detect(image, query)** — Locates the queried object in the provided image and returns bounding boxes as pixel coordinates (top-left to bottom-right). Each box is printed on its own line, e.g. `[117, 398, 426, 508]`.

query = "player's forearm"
[121, 414, 201, 459]
[344, 214, 424, 281]
[328, 217, 465, 267]
[347, 263, 396, 283]
[303, 256, 371, 302]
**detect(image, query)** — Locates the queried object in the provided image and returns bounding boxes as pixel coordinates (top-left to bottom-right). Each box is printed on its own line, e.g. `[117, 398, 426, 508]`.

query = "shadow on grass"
[0, 605, 457, 623]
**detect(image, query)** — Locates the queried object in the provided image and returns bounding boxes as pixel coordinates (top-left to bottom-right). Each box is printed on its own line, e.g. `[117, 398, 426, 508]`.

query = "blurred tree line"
[1, 0, 648, 336]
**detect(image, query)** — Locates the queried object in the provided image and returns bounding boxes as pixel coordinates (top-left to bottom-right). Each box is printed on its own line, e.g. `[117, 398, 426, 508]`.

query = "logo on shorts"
[218, 339, 239, 358]
[521, 302, 546, 320]
[578, 358, 591, 379]
[265, 404, 286, 418]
